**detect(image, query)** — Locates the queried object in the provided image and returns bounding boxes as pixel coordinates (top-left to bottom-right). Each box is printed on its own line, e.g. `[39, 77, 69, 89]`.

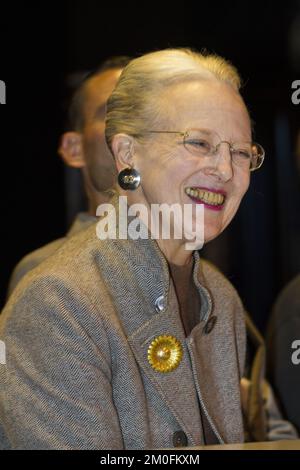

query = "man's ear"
[111, 134, 136, 173]
[58, 132, 85, 168]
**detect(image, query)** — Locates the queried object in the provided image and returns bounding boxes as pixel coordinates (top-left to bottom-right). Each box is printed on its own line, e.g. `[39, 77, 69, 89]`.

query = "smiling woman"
[106, 49, 260, 254]
[1, 48, 296, 450]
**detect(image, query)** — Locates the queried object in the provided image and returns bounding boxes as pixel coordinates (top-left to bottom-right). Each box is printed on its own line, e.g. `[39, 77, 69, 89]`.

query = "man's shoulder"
[268, 274, 300, 335]
[276, 274, 300, 311]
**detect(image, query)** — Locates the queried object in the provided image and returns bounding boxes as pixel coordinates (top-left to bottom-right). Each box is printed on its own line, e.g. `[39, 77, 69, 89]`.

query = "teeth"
[185, 187, 225, 206]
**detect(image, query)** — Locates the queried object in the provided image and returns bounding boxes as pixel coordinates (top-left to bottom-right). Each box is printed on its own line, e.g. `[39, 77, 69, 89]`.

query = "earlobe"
[58, 132, 85, 168]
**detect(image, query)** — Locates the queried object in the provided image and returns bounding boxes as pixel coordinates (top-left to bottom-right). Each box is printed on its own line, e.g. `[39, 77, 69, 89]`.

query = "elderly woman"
[0, 49, 268, 449]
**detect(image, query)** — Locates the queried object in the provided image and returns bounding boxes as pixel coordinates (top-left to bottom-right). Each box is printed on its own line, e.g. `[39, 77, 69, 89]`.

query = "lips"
[185, 187, 226, 209]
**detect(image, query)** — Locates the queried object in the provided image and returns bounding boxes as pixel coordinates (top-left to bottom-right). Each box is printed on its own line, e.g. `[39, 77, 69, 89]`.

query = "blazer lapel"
[96, 198, 243, 445]
[128, 281, 204, 446]
[187, 309, 244, 443]
[96, 228, 204, 445]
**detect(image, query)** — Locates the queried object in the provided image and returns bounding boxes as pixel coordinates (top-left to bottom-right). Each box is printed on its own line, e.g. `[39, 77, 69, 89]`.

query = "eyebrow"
[188, 128, 214, 136]
[191, 128, 252, 143]
[195, 128, 211, 134]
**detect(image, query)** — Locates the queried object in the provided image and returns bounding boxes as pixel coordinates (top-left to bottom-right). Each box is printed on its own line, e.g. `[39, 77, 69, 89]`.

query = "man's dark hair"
[67, 55, 132, 131]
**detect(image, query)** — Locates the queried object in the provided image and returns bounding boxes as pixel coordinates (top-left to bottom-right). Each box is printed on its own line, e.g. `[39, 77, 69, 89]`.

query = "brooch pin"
[147, 335, 183, 373]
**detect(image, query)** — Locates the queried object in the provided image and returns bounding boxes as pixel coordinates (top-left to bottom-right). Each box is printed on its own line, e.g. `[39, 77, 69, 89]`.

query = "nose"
[211, 142, 234, 182]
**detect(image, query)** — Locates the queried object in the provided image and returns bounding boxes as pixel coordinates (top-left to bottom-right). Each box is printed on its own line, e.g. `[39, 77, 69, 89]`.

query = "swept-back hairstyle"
[105, 48, 242, 151]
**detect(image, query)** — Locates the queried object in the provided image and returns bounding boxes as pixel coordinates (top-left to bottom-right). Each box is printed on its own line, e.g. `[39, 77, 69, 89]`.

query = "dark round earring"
[118, 168, 141, 190]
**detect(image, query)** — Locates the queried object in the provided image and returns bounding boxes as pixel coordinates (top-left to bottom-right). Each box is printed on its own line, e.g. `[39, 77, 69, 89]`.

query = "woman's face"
[132, 79, 251, 244]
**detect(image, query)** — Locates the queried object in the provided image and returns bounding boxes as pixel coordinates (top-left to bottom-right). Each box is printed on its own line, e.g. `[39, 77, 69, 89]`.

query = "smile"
[185, 187, 226, 208]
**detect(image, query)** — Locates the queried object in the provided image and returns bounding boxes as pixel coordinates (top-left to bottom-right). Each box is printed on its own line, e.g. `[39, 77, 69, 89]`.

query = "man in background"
[7, 56, 131, 295]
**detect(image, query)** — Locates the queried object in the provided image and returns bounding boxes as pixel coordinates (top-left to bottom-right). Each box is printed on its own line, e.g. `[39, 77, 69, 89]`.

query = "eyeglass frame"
[142, 129, 265, 172]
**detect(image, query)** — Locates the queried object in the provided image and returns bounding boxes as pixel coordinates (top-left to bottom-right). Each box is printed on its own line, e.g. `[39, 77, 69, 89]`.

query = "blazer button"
[155, 295, 166, 313]
[173, 430, 188, 447]
[203, 315, 217, 334]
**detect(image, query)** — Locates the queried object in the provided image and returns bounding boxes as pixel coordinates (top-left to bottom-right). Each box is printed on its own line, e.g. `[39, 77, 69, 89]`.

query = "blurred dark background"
[0, 0, 299, 333]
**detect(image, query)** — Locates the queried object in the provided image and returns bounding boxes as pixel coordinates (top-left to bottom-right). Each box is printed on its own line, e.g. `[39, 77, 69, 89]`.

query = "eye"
[233, 148, 251, 159]
[185, 139, 211, 152]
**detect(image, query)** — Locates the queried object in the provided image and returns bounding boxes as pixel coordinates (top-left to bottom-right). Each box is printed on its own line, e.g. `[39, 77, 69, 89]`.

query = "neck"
[120, 188, 195, 266]
[83, 170, 115, 216]
[155, 238, 194, 266]
[87, 190, 115, 216]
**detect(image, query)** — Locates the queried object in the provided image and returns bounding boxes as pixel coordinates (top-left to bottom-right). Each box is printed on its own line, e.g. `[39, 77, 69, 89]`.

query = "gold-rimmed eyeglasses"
[145, 128, 265, 171]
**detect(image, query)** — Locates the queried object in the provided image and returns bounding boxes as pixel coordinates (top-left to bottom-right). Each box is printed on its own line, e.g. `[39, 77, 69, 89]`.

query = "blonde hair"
[105, 48, 242, 150]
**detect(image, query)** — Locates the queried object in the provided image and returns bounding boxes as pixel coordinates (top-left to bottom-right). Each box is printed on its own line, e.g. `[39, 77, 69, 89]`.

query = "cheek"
[146, 146, 191, 181]
[137, 154, 186, 205]
[233, 171, 250, 200]
[136, 144, 172, 180]
[83, 127, 107, 157]
[84, 123, 106, 144]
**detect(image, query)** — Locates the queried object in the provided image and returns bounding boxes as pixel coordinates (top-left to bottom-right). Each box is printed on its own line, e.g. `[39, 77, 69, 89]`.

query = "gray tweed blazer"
[0, 208, 246, 449]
